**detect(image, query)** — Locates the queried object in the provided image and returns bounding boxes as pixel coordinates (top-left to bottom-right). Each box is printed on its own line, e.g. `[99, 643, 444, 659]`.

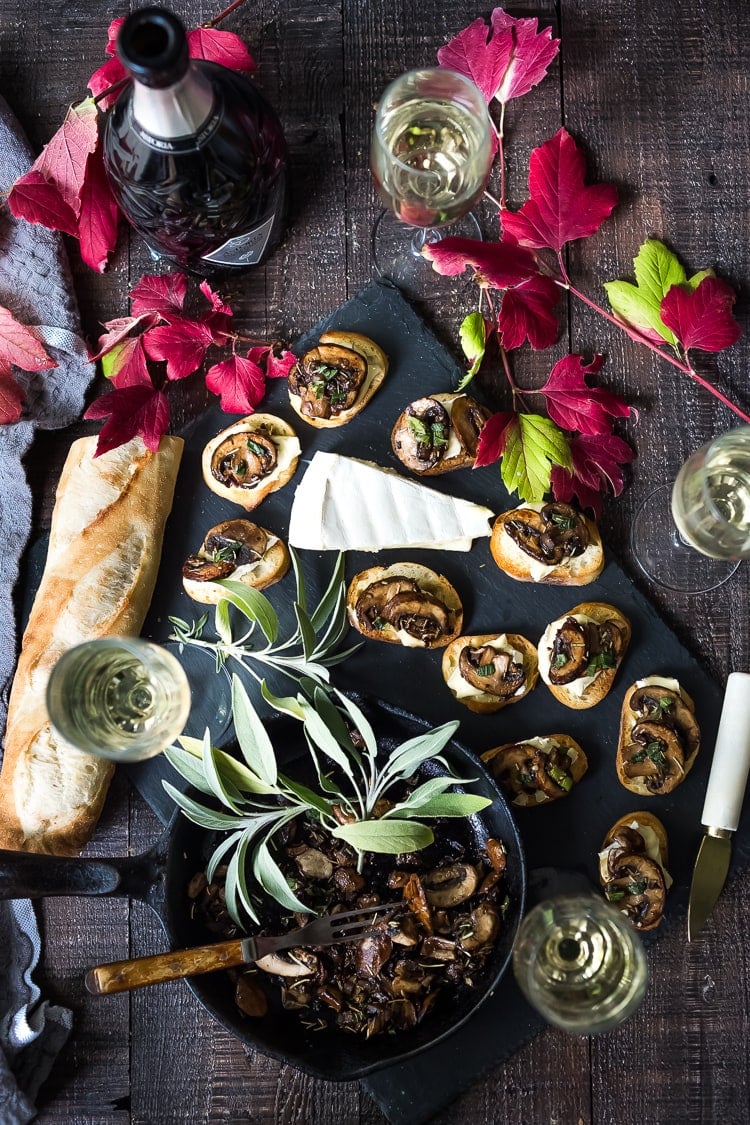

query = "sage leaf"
[385, 774, 471, 815]
[226, 832, 259, 926]
[161, 782, 245, 830]
[299, 700, 359, 788]
[294, 600, 316, 661]
[310, 552, 346, 631]
[334, 691, 378, 761]
[232, 675, 278, 786]
[214, 579, 279, 644]
[260, 680, 306, 720]
[332, 818, 434, 854]
[206, 829, 245, 883]
[382, 722, 459, 784]
[214, 598, 232, 645]
[164, 743, 215, 797]
[253, 836, 314, 914]
[396, 794, 492, 818]
[289, 546, 308, 614]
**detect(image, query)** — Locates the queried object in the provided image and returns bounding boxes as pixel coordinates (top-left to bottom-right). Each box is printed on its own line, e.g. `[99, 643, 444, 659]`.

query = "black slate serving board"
[38, 280, 746, 1123]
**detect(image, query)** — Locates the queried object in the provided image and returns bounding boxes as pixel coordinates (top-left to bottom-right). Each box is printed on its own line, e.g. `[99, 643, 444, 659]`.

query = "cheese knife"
[688, 672, 750, 941]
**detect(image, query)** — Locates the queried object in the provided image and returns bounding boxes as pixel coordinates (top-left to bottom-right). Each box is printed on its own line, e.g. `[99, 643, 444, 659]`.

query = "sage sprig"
[164, 675, 491, 926]
[169, 549, 357, 691]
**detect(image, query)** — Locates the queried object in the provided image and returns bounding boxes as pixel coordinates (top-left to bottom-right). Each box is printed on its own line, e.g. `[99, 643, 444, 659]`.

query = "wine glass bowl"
[512, 893, 648, 1035]
[370, 67, 494, 296]
[631, 425, 750, 593]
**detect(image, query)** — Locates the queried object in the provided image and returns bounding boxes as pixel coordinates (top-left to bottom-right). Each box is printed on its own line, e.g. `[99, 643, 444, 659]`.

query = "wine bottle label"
[130, 108, 222, 152]
[201, 214, 276, 267]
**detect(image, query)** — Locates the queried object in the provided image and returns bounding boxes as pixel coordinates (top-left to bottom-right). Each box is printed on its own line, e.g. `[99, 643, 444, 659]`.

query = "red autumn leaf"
[109, 335, 152, 388]
[143, 317, 214, 380]
[198, 279, 234, 345]
[85, 381, 170, 456]
[187, 28, 256, 73]
[105, 17, 125, 53]
[502, 128, 618, 251]
[550, 431, 635, 517]
[87, 56, 128, 108]
[130, 272, 188, 320]
[7, 171, 79, 236]
[0, 370, 25, 424]
[205, 352, 266, 413]
[265, 347, 297, 379]
[0, 306, 57, 374]
[91, 314, 157, 360]
[425, 234, 537, 288]
[538, 354, 632, 435]
[660, 276, 742, 353]
[31, 99, 99, 219]
[76, 142, 120, 273]
[437, 17, 513, 103]
[490, 9, 560, 103]
[199, 279, 232, 317]
[474, 410, 518, 468]
[498, 274, 560, 350]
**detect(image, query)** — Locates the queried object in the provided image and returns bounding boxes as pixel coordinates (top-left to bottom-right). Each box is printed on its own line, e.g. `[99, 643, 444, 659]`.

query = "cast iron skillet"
[0, 697, 526, 1080]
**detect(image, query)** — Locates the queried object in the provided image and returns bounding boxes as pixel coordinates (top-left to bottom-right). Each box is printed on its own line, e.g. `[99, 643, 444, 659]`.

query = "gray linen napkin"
[0, 92, 94, 1123]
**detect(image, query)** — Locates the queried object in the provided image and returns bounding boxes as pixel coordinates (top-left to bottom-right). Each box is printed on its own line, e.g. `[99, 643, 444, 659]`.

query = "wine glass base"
[163, 641, 233, 742]
[372, 208, 481, 300]
[630, 483, 742, 594]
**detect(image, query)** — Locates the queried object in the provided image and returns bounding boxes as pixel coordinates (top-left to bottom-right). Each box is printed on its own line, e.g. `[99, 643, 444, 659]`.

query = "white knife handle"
[701, 672, 750, 832]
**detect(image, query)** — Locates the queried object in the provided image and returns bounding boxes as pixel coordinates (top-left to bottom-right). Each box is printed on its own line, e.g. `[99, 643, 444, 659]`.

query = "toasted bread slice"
[616, 676, 700, 796]
[346, 562, 463, 648]
[441, 632, 538, 713]
[288, 330, 388, 428]
[490, 502, 604, 585]
[202, 414, 300, 510]
[598, 811, 670, 931]
[391, 393, 491, 476]
[537, 601, 631, 709]
[482, 734, 587, 806]
[182, 518, 290, 604]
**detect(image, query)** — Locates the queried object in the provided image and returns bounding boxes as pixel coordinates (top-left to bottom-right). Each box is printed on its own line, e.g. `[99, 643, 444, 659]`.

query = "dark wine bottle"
[103, 6, 287, 274]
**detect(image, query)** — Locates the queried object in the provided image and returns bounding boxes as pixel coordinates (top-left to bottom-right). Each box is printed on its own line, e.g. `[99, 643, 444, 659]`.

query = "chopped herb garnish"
[372, 616, 387, 630]
[245, 439, 267, 457]
[430, 422, 448, 446]
[547, 764, 573, 791]
[646, 742, 668, 767]
[585, 650, 616, 676]
[234, 459, 247, 477]
[311, 379, 326, 399]
[329, 390, 348, 404]
[549, 512, 576, 530]
[477, 662, 496, 677]
[553, 653, 568, 669]
[313, 363, 339, 381]
[211, 539, 243, 563]
[606, 887, 626, 902]
[518, 770, 536, 785]
[407, 416, 432, 443]
[626, 879, 648, 896]
[629, 749, 648, 763]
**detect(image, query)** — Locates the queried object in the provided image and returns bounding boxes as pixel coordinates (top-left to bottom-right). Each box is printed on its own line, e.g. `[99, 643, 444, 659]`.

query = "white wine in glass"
[512, 894, 648, 1035]
[370, 67, 493, 298]
[631, 425, 750, 593]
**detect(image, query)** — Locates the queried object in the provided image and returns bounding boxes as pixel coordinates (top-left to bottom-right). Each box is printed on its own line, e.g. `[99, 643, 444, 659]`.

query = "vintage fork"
[85, 901, 401, 996]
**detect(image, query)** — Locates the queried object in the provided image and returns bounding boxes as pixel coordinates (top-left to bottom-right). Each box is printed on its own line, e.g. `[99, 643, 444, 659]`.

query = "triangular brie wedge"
[288, 451, 494, 552]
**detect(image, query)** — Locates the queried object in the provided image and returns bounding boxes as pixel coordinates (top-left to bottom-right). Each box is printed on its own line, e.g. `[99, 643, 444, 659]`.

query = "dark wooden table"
[2, 1, 749, 1122]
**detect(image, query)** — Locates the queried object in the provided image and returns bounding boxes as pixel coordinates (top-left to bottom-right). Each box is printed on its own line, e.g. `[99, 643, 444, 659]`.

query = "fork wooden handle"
[85, 937, 247, 995]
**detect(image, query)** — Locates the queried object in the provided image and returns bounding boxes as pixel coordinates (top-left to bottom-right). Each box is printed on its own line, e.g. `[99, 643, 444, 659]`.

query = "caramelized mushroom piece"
[604, 852, 666, 930]
[459, 902, 500, 951]
[621, 720, 685, 793]
[289, 342, 367, 419]
[422, 863, 479, 908]
[505, 503, 589, 564]
[393, 397, 451, 471]
[182, 519, 272, 583]
[490, 742, 574, 801]
[450, 396, 492, 456]
[458, 644, 526, 698]
[627, 685, 700, 755]
[548, 617, 590, 684]
[354, 577, 420, 631]
[356, 933, 393, 977]
[234, 974, 268, 1017]
[209, 428, 277, 489]
[380, 589, 452, 644]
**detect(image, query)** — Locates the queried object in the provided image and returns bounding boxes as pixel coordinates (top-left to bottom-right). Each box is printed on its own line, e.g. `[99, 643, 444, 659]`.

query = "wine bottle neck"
[130, 64, 216, 141]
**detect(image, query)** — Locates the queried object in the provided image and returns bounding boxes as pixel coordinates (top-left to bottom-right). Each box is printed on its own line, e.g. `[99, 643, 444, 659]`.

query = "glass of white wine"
[370, 67, 494, 299]
[512, 893, 648, 1035]
[46, 637, 191, 762]
[631, 424, 750, 594]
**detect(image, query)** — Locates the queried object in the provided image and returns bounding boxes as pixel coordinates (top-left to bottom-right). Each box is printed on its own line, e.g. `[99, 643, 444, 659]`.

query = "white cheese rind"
[288, 452, 494, 552]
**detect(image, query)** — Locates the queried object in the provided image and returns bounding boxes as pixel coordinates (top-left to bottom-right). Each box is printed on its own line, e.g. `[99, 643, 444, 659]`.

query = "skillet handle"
[85, 937, 247, 995]
[0, 834, 169, 902]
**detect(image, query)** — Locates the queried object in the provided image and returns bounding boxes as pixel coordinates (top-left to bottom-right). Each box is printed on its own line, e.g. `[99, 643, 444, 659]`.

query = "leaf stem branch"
[204, 0, 249, 29]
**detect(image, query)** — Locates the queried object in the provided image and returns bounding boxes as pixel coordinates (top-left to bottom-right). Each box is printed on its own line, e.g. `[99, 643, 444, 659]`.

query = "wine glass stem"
[409, 227, 442, 257]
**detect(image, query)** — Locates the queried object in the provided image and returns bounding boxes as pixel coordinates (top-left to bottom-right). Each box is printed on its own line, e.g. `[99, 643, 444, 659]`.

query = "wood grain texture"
[3, 0, 748, 1121]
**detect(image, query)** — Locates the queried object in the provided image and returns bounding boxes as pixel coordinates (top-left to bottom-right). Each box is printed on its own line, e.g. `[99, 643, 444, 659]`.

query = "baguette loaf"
[0, 435, 183, 855]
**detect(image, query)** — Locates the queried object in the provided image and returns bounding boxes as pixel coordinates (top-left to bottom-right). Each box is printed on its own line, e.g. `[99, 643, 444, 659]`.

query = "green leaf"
[289, 546, 308, 614]
[214, 599, 232, 645]
[214, 579, 279, 644]
[281, 777, 335, 820]
[163, 743, 215, 797]
[168, 735, 276, 795]
[260, 680, 306, 720]
[687, 267, 714, 291]
[331, 817, 434, 854]
[294, 601, 317, 661]
[501, 413, 570, 503]
[396, 794, 492, 818]
[101, 341, 127, 380]
[161, 782, 245, 830]
[201, 727, 244, 813]
[385, 774, 471, 814]
[231, 675, 278, 786]
[383, 721, 460, 783]
[309, 552, 346, 632]
[604, 238, 686, 346]
[458, 311, 486, 389]
[206, 828, 245, 884]
[252, 836, 314, 914]
[225, 831, 259, 926]
[299, 700, 359, 787]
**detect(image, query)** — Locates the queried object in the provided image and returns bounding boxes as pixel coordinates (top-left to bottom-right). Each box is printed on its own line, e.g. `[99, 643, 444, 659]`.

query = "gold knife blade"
[687, 829, 732, 942]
